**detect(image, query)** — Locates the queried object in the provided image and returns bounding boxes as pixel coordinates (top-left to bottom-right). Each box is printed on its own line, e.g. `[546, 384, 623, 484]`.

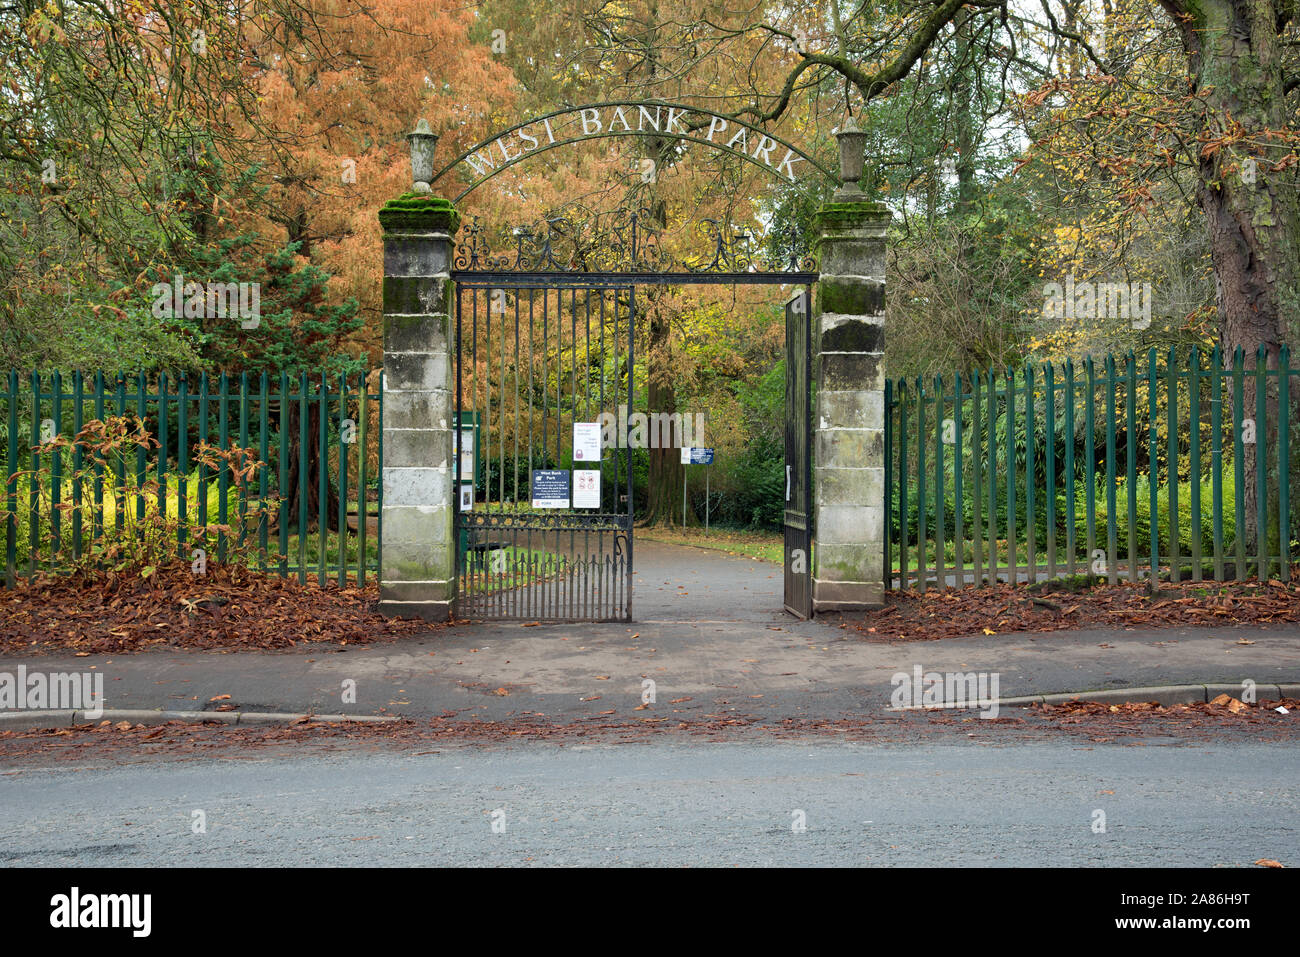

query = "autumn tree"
[623, 0, 1298, 543]
[497, 0, 825, 526]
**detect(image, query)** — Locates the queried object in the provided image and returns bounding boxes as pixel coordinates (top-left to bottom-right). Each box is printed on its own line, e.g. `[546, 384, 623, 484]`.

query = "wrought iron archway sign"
[432, 101, 835, 202]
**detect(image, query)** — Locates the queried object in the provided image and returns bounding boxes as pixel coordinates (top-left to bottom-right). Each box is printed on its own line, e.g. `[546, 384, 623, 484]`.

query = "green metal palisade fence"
[884, 347, 1297, 589]
[1, 370, 382, 587]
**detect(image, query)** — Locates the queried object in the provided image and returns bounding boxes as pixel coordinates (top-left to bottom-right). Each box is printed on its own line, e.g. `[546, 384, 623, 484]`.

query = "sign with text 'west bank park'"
[431, 102, 833, 200]
[531, 469, 570, 509]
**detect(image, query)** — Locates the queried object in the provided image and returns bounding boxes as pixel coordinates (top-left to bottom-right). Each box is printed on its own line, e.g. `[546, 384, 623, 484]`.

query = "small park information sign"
[679, 447, 714, 465]
[531, 469, 570, 508]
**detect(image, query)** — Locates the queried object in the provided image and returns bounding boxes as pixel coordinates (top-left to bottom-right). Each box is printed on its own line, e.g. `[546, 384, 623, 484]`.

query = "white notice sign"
[573, 422, 602, 463]
[453, 428, 474, 478]
[573, 469, 601, 509]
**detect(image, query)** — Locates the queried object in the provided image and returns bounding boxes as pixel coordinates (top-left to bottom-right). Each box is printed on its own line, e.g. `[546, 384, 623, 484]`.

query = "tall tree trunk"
[952, 11, 983, 374]
[640, 293, 696, 527]
[281, 398, 341, 535]
[1162, 0, 1300, 561]
[636, 1, 696, 528]
[953, 14, 979, 221]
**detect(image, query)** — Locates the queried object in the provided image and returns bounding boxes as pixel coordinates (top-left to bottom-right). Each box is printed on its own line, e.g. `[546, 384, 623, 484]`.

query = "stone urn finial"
[835, 116, 868, 200]
[407, 119, 438, 193]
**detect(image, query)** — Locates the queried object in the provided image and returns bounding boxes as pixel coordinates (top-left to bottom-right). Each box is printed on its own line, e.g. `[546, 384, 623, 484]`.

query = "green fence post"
[6, 371, 17, 587]
[1084, 357, 1096, 577]
[238, 371, 249, 551]
[72, 371, 84, 563]
[1255, 346, 1268, 579]
[279, 371, 290, 578]
[1025, 364, 1036, 583]
[178, 376, 189, 561]
[135, 371, 146, 531]
[1149, 348, 1162, 583]
[1166, 348, 1180, 581]
[1233, 348, 1246, 579]
[198, 372, 210, 558]
[158, 372, 169, 527]
[358, 373, 369, 586]
[1189, 348, 1202, 581]
[51, 370, 62, 569]
[318, 373, 328, 586]
[972, 371, 984, 584]
[883, 374, 894, 587]
[898, 379, 909, 589]
[1105, 355, 1117, 584]
[218, 372, 230, 564]
[258, 373, 269, 570]
[338, 372, 349, 587]
[1280, 345, 1291, 581]
[987, 367, 997, 584]
[298, 372, 308, 585]
[953, 371, 964, 587]
[1211, 346, 1224, 581]
[29, 371, 40, 576]
[1065, 359, 1076, 577]
[916, 376, 927, 592]
[93, 371, 104, 548]
[934, 374, 945, 588]
[114, 372, 126, 539]
[1045, 363, 1056, 581]
[1126, 352, 1138, 583]
[1006, 367, 1016, 584]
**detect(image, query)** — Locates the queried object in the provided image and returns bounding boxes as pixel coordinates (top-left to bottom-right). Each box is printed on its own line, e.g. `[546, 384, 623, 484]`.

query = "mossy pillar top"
[812, 200, 889, 611]
[377, 194, 460, 620]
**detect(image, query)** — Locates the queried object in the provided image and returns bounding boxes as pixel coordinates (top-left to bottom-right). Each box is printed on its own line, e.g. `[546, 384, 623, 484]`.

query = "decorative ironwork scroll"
[453, 207, 816, 279]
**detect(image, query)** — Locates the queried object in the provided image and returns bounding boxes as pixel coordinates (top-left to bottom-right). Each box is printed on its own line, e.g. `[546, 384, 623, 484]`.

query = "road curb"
[5, 683, 1296, 728]
[888, 681, 1299, 713]
[0, 709, 402, 732]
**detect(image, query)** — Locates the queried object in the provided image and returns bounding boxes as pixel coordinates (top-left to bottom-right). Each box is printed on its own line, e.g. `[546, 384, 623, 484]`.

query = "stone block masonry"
[378, 195, 460, 620]
[812, 201, 889, 611]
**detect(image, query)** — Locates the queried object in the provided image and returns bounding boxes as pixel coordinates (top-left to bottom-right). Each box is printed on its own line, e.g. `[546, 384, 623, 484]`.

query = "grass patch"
[639, 526, 783, 564]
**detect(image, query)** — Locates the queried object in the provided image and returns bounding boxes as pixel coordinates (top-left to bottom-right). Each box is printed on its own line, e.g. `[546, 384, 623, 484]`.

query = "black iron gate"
[451, 210, 817, 622]
[784, 287, 814, 618]
[452, 280, 635, 622]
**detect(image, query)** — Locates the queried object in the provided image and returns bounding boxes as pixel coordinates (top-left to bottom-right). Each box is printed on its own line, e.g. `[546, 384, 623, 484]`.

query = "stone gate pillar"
[377, 191, 459, 620]
[812, 132, 889, 612]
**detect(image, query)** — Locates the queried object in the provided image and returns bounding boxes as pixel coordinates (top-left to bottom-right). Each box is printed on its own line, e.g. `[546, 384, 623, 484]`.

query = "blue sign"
[531, 469, 570, 508]
[687, 447, 714, 465]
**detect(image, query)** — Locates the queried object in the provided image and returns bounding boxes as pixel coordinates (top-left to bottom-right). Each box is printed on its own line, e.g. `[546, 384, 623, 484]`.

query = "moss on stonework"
[819, 201, 890, 214]
[815, 202, 891, 231]
[819, 281, 885, 317]
[379, 194, 460, 233]
[385, 193, 456, 210]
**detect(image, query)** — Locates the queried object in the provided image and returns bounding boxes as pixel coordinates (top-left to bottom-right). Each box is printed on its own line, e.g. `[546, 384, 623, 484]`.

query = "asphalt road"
[2, 737, 1296, 866]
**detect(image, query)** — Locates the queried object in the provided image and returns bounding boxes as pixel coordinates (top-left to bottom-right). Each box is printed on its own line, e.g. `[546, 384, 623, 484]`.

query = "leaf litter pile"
[2, 692, 1296, 764]
[1035, 695, 1298, 720]
[1022, 694, 1299, 743]
[846, 577, 1300, 641]
[0, 561, 443, 654]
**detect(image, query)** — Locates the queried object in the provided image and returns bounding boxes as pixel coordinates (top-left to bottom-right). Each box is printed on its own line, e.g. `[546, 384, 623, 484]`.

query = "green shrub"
[7, 415, 269, 578]
[890, 466, 1240, 556]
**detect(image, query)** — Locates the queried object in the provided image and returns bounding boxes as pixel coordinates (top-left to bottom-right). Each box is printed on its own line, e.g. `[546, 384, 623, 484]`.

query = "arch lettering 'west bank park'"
[432, 102, 835, 200]
[379, 106, 887, 623]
